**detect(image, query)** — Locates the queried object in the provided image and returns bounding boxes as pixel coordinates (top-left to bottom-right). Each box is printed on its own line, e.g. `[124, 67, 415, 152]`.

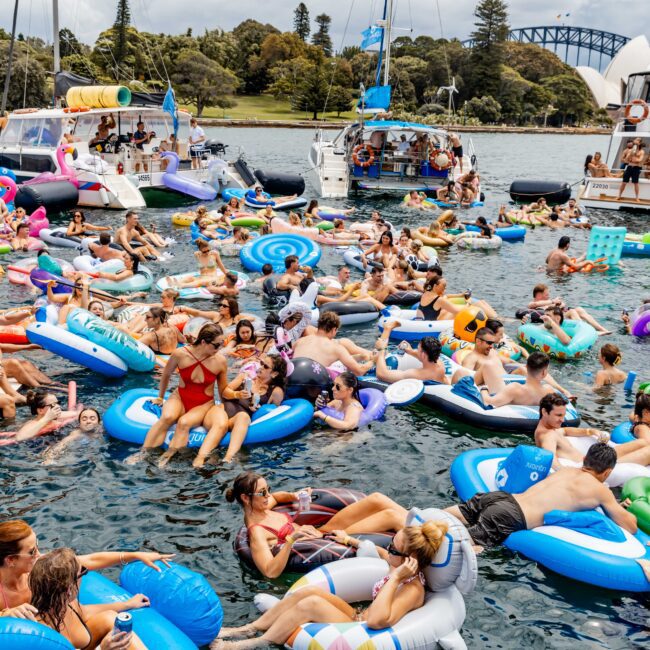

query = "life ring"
[429, 149, 455, 171]
[625, 99, 649, 125]
[352, 143, 375, 168]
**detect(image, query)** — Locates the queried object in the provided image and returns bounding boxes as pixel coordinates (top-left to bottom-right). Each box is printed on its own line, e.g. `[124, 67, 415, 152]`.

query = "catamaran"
[307, 0, 479, 199]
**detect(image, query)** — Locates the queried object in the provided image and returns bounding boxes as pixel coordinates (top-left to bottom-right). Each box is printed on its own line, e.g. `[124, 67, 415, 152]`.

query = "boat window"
[16, 118, 64, 148]
[625, 75, 650, 104]
[0, 119, 24, 146]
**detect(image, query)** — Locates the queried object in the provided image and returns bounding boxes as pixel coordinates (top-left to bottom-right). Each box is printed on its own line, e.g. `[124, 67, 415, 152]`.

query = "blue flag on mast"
[361, 26, 383, 49]
[163, 84, 178, 134]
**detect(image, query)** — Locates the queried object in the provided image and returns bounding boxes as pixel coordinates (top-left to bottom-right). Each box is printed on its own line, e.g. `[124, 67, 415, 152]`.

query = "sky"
[1, 0, 648, 60]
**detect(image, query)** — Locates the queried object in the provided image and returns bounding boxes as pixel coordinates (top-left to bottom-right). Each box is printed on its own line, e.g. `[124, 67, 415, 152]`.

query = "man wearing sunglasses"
[451, 327, 509, 393]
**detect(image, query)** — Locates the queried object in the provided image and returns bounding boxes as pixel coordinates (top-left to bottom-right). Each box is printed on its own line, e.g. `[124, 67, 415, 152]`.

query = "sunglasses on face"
[77, 566, 89, 580]
[387, 542, 409, 558]
[44, 400, 59, 408]
[250, 487, 271, 498]
[219, 303, 229, 308]
[478, 338, 496, 346]
[259, 360, 272, 370]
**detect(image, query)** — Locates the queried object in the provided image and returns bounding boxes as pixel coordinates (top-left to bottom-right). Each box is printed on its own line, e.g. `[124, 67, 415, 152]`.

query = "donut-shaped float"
[240, 234, 321, 273]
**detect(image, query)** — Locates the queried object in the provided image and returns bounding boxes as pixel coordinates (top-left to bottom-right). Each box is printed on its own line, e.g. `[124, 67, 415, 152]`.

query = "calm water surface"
[1, 128, 649, 649]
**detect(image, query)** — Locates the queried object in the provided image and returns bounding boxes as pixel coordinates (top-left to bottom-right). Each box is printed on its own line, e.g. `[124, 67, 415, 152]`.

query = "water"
[2, 128, 649, 648]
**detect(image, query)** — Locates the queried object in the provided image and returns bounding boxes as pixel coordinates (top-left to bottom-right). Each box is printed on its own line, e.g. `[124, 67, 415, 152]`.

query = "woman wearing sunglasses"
[15, 390, 80, 442]
[0, 519, 174, 623]
[138, 307, 185, 355]
[66, 210, 111, 238]
[415, 276, 497, 322]
[180, 297, 254, 332]
[313, 371, 364, 430]
[194, 355, 287, 468]
[215, 520, 449, 649]
[226, 472, 408, 579]
[30, 548, 149, 649]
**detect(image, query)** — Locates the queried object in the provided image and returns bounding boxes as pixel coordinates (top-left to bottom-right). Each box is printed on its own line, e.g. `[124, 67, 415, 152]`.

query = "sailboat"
[307, 0, 480, 198]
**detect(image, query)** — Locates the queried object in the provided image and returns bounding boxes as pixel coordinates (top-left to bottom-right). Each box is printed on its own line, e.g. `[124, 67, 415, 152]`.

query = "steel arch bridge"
[463, 26, 630, 69]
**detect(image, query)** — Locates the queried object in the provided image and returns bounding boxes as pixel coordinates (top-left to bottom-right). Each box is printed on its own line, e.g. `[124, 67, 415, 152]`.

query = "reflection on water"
[1, 128, 649, 648]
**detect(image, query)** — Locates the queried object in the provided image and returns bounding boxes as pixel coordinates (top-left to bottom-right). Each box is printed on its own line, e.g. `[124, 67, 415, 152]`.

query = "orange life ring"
[429, 149, 454, 171]
[625, 99, 649, 125]
[352, 144, 375, 168]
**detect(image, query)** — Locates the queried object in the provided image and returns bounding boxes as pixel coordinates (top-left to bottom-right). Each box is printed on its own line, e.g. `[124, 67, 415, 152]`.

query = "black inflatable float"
[255, 169, 305, 197]
[509, 180, 571, 205]
[15, 180, 79, 214]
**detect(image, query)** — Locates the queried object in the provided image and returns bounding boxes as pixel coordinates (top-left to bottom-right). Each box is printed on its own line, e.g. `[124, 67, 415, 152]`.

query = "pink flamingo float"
[23, 144, 80, 188]
[0, 175, 49, 236]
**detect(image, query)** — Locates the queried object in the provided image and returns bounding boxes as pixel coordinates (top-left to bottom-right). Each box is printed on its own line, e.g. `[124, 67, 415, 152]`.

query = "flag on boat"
[361, 25, 383, 49]
[162, 84, 179, 134]
[357, 85, 392, 114]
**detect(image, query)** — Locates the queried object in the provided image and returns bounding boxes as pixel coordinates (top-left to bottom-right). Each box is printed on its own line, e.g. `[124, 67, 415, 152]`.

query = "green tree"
[266, 57, 312, 101]
[112, 0, 131, 77]
[61, 53, 99, 79]
[171, 49, 238, 116]
[541, 74, 593, 125]
[197, 29, 238, 69]
[503, 42, 570, 83]
[465, 95, 502, 123]
[497, 66, 531, 122]
[328, 85, 353, 116]
[59, 28, 82, 59]
[294, 3, 310, 42]
[312, 14, 333, 57]
[294, 55, 329, 119]
[232, 19, 279, 93]
[469, 0, 509, 98]
[0, 43, 49, 110]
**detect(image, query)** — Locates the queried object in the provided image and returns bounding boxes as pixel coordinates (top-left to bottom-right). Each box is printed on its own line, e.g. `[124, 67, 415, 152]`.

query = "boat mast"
[383, 0, 393, 87]
[53, 0, 60, 75]
[1, 0, 20, 114]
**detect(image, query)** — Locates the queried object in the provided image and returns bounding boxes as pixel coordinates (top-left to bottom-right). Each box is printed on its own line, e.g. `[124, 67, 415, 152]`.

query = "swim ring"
[630, 303, 650, 337]
[413, 227, 452, 247]
[455, 231, 502, 250]
[440, 327, 523, 362]
[7, 257, 73, 286]
[465, 223, 525, 241]
[155, 271, 248, 301]
[240, 234, 321, 273]
[320, 387, 387, 427]
[378, 307, 453, 342]
[518, 319, 598, 360]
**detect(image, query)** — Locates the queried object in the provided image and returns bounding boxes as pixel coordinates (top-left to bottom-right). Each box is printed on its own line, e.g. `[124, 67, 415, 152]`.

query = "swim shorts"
[452, 145, 463, 158]
[623, 165, 641, 184]
[458, 491, 527, 547]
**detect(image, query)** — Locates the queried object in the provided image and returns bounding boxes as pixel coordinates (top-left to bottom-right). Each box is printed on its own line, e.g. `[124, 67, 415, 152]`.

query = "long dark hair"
[235, 319, 256, 345]
[25, 390, 56, 415]
[335, 371, 361, 402]
[225, 471, 263, 507]
[379, 230, 394, 246]
[128, 253, 140, 274]
[30, 548, 79, 633]
[306, 199, 319, 214]
[584, 154, 593, 175]
[222, 296, 240, 317]
[267, 355, 287, 390]
[195, 322, 223, 346]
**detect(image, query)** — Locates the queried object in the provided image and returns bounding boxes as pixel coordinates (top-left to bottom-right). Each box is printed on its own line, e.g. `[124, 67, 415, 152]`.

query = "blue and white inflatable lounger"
[104, 388, 314, 447]
[450, 445, 650, 592]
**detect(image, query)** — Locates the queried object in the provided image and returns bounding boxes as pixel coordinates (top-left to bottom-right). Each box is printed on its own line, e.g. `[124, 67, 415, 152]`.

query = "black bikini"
[68, 604, 93, 650]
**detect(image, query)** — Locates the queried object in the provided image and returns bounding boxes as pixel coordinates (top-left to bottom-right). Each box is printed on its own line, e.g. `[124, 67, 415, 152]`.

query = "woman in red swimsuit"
[136, 323, 229, 468]
[225, 472, 409, 579]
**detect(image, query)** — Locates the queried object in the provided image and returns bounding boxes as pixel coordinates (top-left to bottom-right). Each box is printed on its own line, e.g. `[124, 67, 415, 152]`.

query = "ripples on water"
[1, 128, 649, 648]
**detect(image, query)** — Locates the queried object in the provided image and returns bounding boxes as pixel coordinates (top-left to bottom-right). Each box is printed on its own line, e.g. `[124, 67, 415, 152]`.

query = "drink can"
[244, 377, 253, 394]
[298, 490, 311, 512]
[113, 612, 132, 636]
[319, 390, 329, 405]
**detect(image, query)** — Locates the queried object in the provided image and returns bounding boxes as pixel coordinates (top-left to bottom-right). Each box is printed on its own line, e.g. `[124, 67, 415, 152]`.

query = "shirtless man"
[10, 223, 31, 251]
[451, 327, 507, 393]
[375, 323, 448, 384]
[291, 312, 374, 377]
[535, 393, 650, 470]
[207, 271, 239, 298]
[445, 443, 637, 549]
[97, 113, 116, 141]
[480, 352, 554, 407]
[276, 255, 306, 293]
[88, 233, 126, 262]
[357, 266, 400, 310]
[115, 211, 160, 262]
[449, 133, 463, 173]
[528, 283, 611, 335]
[545, 236, 590, 272]
[617, 142, 646, 202]
[318, 267, 351, 297]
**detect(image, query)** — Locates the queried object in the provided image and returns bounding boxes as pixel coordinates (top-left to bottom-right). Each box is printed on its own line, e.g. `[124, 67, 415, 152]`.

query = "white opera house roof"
[577, 35, 650, 107]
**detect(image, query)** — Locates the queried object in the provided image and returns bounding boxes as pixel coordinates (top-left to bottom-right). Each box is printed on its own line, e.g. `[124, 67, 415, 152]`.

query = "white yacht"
[307, 0, 479, 199]
[579, 72, 650, 211]
[0, 105, 252, 209]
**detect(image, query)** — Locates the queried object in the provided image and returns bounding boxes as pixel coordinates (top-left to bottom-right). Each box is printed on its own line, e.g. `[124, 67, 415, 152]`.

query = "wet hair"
[527, 351, 550, 375]
[128, 253, 140, 274]
[25, 390, 57, 416]
[600, 343, 621, 366]
[265, 311, 280, 336]
[419, 336, 442, 362]
[261, 263, 273, 276]
[634, 393, 650, 420]
[29, 548, 79, 633]
[583, 443, 616, 474]
[334, 371, 361, 402]
[545, 305, 564, 325]
[0, 519, 33, 566]
[234, 319, 256, 345]
[402, 520, 449, 571]
[532, 283, 547, 298]
[485, 319, 503, 332]
[161, 288, 179, 301]
[149, 306, 167, 323]
[78, 407, 100, 424]
[226, 471, 263, 506]
[99, 233, 111, 245]
[558, 236, 570, 250]
[195, 322, 223, 346]
[285, 255, 299, 270]
[225, 272, 238, 286]
[539, 392, 567, 417]
[318, 311, 341, 332]
[221, 296, 240, 316]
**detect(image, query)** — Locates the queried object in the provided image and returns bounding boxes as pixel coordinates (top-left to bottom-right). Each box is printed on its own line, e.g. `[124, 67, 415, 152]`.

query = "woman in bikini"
[138, 307, 185, 355]
[361, 231, 398, 270]
[180, 297, 254, 332]
[94, 253, 140, 284]
[46, 274, 90, 325]
[66, 210, 111, 238]
[119, 289, 182, 336]
[133, 323, 229, 467]
[0, 519, 173, 621]
[630, 393, 650, 442]
[313, 371, 365, 431]
[224, 472, 409, 579]
[221, 319, 260, 363]
[227, 196, 244, 211]
[171, 239, 227, 289]
[416, 276, 496, 321]
[194, 354, 287, 468]
[30, 548, 149, 650]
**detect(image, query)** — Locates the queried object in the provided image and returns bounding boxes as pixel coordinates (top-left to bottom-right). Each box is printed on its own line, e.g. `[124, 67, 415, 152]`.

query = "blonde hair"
[403, 520, 448, 570]
[304, 217, 314, 227]
[436, 210, 455, 227]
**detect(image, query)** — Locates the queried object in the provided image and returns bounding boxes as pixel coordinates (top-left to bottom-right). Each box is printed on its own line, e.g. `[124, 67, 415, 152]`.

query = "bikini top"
[178, 348, 218, 388]
[248, 512, 295, 545]
[372, 571, 425, 600]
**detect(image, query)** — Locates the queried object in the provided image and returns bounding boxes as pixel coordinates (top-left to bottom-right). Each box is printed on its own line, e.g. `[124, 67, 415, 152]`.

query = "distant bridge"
[463, 26, 630, 69]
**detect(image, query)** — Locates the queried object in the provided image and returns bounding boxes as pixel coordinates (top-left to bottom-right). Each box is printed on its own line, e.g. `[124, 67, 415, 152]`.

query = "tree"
[266, 57, 313, 101]
[232, 19, 280, 93]
[312, 14, 332, 57]
[112, 0, 131, 76]
[0, 43, 49, 110]
[541, 74, 594, 125]
[327, 85, 353, 116]
[294, 3, 310, 42]
[61, 54, 99, 79]
[171, 49, 238, 116]
[469, 0, 509, 98]
[294, 55, 329, 119]
[198, 29, 238, 70]
[465, 95, 502, 123]
[59, 28, 81, 59]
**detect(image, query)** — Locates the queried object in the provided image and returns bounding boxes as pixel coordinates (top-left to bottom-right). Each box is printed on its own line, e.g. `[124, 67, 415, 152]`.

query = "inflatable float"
[450, 445, 650, 592]
[630, 303, 650, 337]
[465, 223, 525, 242]
[518, 319, 598, 360]
[240, 234, 321, 273]
[440, 328, 523, 363]
[39, 227, 83, 249]
[155, 271, 248, 301]
[244, 189, 307, 211]
[104, 388, 314, 447]
[378, 307, 453, 342]
[72, 256, 154, 293]
[455, 232, 502, 250]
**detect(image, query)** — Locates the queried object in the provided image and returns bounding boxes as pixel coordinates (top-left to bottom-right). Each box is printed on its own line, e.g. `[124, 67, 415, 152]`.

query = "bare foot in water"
[217, 624, 258, 639]
[157, 449, 177, 468]
[124, 449, 150, 465]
